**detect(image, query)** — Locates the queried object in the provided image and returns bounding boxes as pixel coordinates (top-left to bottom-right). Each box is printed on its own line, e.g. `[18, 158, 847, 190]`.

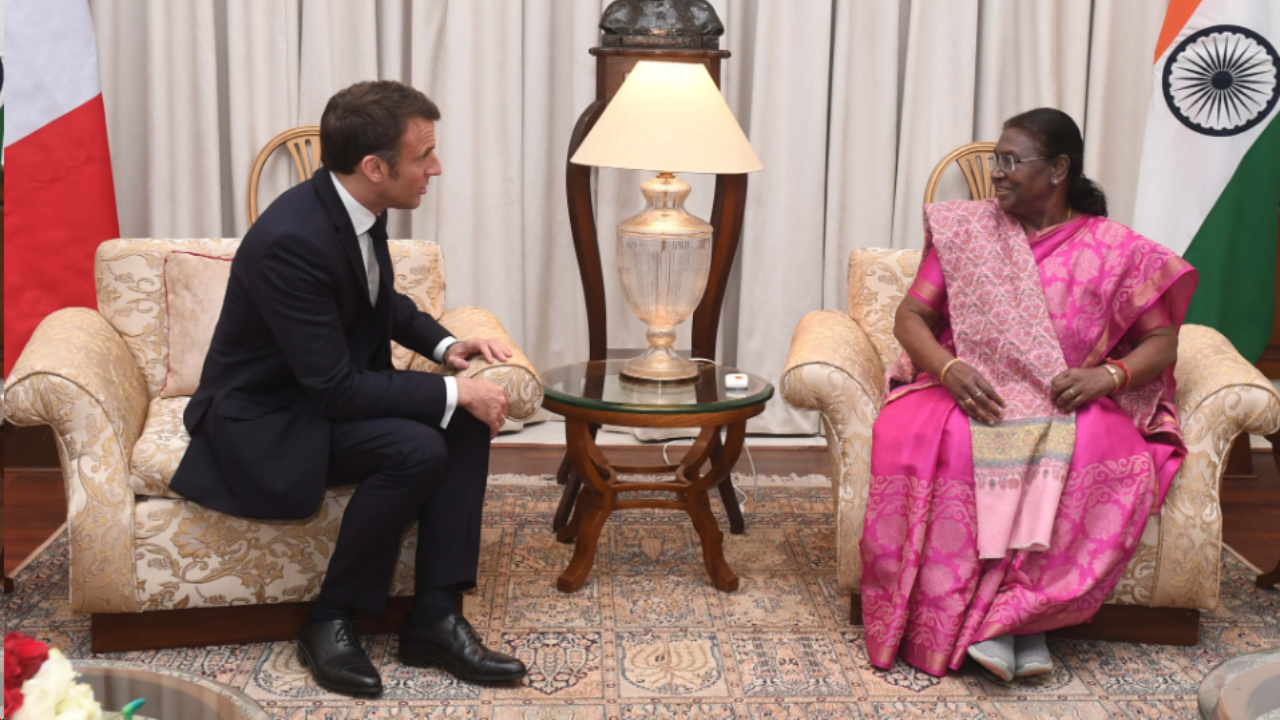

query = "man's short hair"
[320, 81, 441, 175]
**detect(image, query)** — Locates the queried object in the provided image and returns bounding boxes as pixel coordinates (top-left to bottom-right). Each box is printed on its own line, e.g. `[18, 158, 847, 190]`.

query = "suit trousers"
[319, 407, 491, 613]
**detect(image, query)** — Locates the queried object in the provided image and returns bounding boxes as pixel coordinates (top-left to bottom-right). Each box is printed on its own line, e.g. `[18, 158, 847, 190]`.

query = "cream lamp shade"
[570, 61, 762, 174]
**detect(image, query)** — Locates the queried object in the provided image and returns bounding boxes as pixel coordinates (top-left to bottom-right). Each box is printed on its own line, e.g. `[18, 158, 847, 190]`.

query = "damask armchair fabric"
[4, 238, 543, 614]
[782, 248, 1280, 612]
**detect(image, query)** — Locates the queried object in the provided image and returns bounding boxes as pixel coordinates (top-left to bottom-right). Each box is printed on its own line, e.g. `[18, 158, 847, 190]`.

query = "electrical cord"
[658, 356, 759, 520]
[661, 435, 758, 520]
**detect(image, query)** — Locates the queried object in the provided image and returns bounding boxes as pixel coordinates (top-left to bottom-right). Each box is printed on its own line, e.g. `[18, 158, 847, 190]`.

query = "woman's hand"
[943, 362, 1006, 425]
[1049, 367, 1115, 412]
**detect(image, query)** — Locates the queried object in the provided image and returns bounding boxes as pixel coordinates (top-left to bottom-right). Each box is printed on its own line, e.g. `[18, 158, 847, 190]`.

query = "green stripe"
[1182, 116, 1280, 362]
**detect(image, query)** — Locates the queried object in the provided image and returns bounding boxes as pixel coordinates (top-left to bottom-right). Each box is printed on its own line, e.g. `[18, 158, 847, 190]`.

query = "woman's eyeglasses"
[987, 154, 1050, 174]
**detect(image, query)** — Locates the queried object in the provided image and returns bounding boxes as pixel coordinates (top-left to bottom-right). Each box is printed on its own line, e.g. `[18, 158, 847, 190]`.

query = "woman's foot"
[1014, 633, 1053, 677]
[967, 633, 1015, 681]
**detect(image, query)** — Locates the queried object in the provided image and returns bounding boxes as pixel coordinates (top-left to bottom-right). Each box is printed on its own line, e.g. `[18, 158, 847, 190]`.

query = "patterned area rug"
[4, 473, 1279, 719]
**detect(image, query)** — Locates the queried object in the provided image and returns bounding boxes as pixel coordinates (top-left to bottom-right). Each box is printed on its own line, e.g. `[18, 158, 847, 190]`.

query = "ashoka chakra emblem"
[1162, 24, 1279, 137]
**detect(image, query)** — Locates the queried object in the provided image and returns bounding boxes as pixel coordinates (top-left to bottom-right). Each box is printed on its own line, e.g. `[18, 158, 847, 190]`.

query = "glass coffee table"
[541, 360, 773, 593]
[1199, 647, 1280, 719]
[72, 661, 268, 719]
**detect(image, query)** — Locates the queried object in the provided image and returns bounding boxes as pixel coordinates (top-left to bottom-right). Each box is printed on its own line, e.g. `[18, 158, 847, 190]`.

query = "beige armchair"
[3, 237, 542, 650]
[781, 247, 1280, 643]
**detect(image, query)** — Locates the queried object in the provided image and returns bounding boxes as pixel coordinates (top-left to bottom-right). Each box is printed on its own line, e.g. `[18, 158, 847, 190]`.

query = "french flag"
[4, 0, 120, 376]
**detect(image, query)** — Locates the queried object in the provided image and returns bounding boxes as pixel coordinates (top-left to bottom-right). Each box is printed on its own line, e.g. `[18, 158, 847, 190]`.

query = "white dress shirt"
[330, 173, 459, 427]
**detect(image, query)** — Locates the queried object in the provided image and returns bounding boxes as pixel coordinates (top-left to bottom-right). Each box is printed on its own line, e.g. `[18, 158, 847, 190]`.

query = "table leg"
[709, 433, 746, 534]
[556, 452, 572, 486]
[558, 486, 611, 592]
[557, 419, 615, 593]
[556, 478, 589, 544]
[554, 424, 599, 532]
[681, 421, 747, 592]
[688, 486, 739, 591]
[717, 476, 745, 534]
[553, 466, 581, 538]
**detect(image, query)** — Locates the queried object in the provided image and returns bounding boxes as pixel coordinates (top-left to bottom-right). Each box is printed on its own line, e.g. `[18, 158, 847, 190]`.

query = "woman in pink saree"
[861, 108, 1197, 681]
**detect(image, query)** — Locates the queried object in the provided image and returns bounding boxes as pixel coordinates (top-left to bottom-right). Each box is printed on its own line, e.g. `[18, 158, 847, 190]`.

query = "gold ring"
[1066, 387, 1077, 398]
[962, 397, 975, 407]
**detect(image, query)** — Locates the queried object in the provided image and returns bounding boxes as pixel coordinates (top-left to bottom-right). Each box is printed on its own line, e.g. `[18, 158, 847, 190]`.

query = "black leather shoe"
[296, 617, 383, 695]
[399, 611, 527, 682]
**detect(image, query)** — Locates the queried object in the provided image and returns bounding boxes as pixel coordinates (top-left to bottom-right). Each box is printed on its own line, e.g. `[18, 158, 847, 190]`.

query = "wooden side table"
[541, 361, 772, 593]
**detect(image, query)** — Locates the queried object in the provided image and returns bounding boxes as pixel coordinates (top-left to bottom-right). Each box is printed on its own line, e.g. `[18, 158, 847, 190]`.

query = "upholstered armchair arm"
[4, 308, 148, 613]
[407, 307, 543, 422]
[781, 310, 886, 591]
[1144, 324, 1280, 609]
[1174, 324, 1280, 442]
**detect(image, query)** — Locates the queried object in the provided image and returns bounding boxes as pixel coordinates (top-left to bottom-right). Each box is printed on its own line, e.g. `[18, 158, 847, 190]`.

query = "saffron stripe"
[1154, 0, 1205, 64]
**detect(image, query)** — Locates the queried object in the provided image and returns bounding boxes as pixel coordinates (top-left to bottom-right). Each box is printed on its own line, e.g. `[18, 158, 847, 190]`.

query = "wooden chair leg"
[1257, 559, 1280, 589]
[1256, 431, 1280, 586]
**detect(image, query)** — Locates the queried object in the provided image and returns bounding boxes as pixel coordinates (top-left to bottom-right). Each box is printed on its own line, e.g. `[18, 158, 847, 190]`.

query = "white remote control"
[725, 373, 749, 389]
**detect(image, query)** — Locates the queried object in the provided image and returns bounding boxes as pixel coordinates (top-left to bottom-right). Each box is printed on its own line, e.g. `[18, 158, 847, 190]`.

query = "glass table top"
[1199, 647, 1280, 720]
[73, 662, 268, 720]
[541, 360, 773, 415]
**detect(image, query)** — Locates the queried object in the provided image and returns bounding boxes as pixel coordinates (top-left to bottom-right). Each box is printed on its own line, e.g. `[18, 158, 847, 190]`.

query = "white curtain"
[90, 0, 1170, 435]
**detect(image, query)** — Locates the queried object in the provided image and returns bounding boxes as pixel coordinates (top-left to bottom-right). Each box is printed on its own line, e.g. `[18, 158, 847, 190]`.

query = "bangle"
[1102, 363, 1121, 393]
[939, 358, 962, 386]
[1107, 359, 1132, 389]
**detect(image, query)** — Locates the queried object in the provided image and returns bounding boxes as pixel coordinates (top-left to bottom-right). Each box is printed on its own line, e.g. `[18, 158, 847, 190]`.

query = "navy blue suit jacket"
[170, 167, 453, 520]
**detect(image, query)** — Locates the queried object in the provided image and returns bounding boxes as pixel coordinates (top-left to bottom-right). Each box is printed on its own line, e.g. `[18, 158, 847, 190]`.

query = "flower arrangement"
[4, 633, 144, 720]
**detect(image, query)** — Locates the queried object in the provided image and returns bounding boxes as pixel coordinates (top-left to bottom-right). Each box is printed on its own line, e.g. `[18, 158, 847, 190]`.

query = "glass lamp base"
[620, 345, 700, 382]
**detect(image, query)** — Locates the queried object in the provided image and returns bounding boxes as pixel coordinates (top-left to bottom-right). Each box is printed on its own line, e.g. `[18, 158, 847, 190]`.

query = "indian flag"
[1133, 0, 1280, 362]
[3, 0, 119, 376]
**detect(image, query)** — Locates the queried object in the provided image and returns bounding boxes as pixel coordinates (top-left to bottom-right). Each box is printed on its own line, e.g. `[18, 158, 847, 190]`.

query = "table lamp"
[570, 60, 762, 381]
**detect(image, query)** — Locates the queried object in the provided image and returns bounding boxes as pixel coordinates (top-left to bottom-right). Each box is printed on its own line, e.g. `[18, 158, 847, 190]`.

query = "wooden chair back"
[923, 141, 996, 204]
[247, 126, 322, 224]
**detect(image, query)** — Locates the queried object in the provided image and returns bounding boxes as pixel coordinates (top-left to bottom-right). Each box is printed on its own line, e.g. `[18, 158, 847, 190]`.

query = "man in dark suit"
[170, 80, 526, 694]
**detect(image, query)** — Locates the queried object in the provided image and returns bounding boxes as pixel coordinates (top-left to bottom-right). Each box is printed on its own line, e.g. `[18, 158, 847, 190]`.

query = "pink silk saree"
[861, 199, 1196, 676]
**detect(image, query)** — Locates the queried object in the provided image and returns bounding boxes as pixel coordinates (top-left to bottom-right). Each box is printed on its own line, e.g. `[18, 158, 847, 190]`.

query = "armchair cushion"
[159, 253, 233, 398]
[129, 396, 191, 498]
[847, 248, 922, 372]
[134, 490, 424, 610]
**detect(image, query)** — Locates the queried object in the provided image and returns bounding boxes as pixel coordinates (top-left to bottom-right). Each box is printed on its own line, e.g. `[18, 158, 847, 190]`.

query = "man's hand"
[444, 338, 512, 371]
[456, 376, 509, 439]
